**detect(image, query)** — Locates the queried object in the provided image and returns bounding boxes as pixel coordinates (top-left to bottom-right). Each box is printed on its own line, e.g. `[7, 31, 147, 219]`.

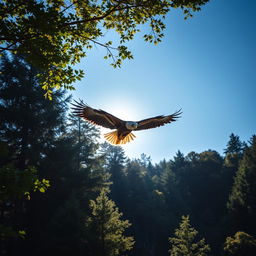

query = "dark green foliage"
[0, 54, 68, 169]
[227, 135, 256, 234]
[0, 54, 106, 256]
[99, 143, 127, 208]
[224, 232, 256, 256]
[41, 194, 86, 256]
[1, 52, 256, 256]
[0, 55, 59, 249]
[224, 133, 244, 155]
[224, 133, 244, 168]
[100, 142, 256, 256]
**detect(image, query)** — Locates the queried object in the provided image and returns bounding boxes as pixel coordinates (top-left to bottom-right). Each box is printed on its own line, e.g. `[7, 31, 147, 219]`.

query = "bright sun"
[103, 100, 140, 121]
[98, 99, 143, 144]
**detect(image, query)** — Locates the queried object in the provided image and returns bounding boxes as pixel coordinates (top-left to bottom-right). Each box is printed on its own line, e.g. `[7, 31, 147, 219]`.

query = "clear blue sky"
[72, 0, 256, 163]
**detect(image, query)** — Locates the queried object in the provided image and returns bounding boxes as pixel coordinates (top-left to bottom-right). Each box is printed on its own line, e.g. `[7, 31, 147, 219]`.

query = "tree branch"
[62, 2, 122, 27]
[61, 2, 148, 27]
[0, 43, 18, 53]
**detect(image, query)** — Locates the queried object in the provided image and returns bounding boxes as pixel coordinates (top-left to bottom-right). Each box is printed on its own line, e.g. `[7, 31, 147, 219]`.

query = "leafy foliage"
[0, 164, 50, 201]
[0, 0, 209, 98]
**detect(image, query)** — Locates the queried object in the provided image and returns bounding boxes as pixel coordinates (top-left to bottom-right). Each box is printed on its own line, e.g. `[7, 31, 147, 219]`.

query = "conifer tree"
[0, 54, 69, 169]
[0, 54, 65, 252]
[86, 188, 134, 256]
[224, 231, 256, 256]
[0, 54, 106, 255]
[169, 215, 210, 256]
[227, 135, 256, 232]
[99, 143, 127, 208]
[67, 114, 101, 170]
[171, 150, 187, 173]
[224, 133, 244, 167]
[224, 133, 244, 155]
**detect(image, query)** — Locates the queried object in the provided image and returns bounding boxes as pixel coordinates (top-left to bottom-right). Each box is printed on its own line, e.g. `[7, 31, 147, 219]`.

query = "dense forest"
[1, 55, 256, 256]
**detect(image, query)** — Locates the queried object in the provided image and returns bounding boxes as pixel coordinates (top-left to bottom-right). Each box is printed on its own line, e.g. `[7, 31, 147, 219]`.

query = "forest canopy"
[0, 0, 209, 99]
[1, 55, 256, 256]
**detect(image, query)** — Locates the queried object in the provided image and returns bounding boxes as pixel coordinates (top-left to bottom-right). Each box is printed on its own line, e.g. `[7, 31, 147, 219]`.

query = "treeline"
[1, 55, 256, 256]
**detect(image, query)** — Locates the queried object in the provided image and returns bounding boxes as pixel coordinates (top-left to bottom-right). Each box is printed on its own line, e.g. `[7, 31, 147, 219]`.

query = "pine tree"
[224, 133, 244, 154]
[67, 114, 101, 170]
[32, 112, 109, 256]
[0, 54, 67, 253]
[169, 215, 210, 256]
[227, 135, 256, 233]
[171, 150, 187, 172]
[86, 188, 134, 256]
[0, 54, 69, 169]
[0, 54, 107, 255]
[99, 143, 127, 205]
[224, 231, 256, 256]
[224, 133, 244, 167]
[41, 193, 86, 256]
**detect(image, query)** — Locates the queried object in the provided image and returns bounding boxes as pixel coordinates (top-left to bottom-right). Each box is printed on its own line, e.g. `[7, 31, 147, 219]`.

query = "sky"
[71, 0, 256, 163]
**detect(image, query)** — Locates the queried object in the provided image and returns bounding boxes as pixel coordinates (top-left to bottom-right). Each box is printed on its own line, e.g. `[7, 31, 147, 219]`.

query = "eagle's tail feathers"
[104, 131, 119, 145]
[104, 131, 136, 145]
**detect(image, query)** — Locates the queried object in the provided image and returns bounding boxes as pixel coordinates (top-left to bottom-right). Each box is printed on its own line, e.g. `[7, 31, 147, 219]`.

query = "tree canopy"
[2, 48, 256, 256]
[0, 0, 209, 98]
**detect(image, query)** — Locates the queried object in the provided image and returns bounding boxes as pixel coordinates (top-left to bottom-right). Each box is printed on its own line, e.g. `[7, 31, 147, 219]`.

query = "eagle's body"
[104, 121, 138, 144]
[71, 100, 181, 145]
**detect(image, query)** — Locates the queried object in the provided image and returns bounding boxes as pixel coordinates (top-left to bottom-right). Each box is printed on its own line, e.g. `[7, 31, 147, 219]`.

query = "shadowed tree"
[170, 150, 187, 173]
[124, 159, 169, 256]
[67, 114, 102, 172]
[224, 133, 244, 168]
[33, 114, 109, 256]
[0, 54, 66, 254]
[99, 143, 127, 208]
[224, 133, 244, 155]
[41, 193, 86, 256]
[0, 54, 68, 169]
[227, 135, 256, 233]
[224, 232, 256, 256]
[0, 54, 107, 256]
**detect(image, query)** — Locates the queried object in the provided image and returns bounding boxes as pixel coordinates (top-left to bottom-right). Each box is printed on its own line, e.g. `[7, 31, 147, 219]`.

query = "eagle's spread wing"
[135, 109, 182, 131]
[71, 100, 123, 129]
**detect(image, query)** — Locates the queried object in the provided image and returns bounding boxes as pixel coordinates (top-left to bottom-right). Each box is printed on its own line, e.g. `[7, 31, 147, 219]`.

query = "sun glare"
[98, 99, 144, 144]
[103, 100, 140, 121]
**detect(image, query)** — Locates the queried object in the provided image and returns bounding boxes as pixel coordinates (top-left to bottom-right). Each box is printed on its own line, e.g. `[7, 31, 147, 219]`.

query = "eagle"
[71, 100, 182, 145]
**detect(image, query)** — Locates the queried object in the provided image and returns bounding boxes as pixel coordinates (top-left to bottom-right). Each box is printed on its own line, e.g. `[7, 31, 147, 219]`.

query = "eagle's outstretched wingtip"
[176, 108, 183, 115]
[172, 109, 182, 120]
[70, 99, 88, 108]
[70, 99, 89, 117]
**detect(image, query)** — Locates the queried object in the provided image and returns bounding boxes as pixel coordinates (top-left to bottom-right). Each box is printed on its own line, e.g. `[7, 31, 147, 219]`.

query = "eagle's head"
[125, 121, 138, 130]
